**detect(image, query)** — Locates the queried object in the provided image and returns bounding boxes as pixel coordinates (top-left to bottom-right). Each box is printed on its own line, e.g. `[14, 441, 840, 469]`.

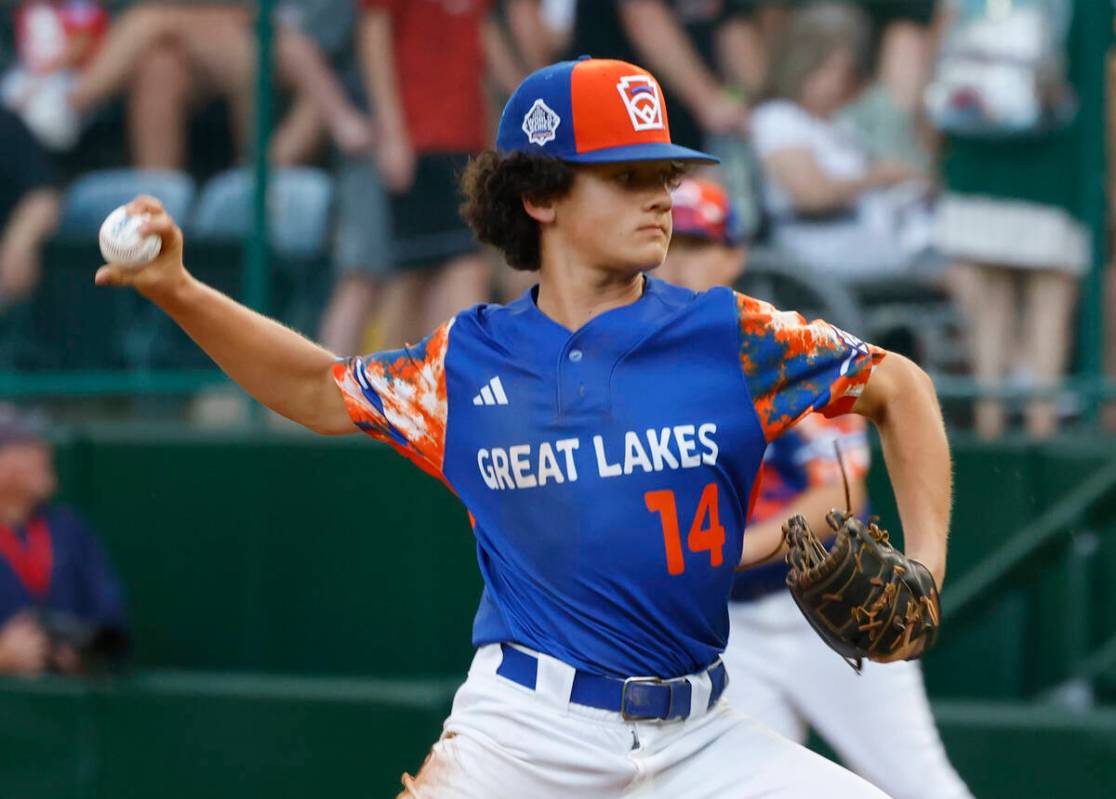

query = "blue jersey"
[730, 414, 871, 602]
[0, 504, 128, 632]
[334, 277, 883, 678]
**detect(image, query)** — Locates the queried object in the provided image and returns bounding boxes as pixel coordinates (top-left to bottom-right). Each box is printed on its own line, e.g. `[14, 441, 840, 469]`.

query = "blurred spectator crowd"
[0, 0, 1106, 440]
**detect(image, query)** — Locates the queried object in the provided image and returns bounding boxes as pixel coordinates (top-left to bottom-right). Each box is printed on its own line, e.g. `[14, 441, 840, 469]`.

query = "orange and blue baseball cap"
[497, 57, 718, 164]
[670, 177, 743, 246]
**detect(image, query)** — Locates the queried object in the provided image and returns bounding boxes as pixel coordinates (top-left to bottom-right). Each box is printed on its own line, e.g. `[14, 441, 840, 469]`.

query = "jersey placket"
[545, 281, 669, 420]
[556, 332, 612, 418]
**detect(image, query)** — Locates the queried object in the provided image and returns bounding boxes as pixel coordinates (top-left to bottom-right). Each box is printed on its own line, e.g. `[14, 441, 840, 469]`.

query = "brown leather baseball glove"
[782, 510, 941, 671]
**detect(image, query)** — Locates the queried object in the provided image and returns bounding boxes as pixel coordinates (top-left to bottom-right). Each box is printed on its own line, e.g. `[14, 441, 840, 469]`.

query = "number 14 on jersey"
[644, 483, 725, 575]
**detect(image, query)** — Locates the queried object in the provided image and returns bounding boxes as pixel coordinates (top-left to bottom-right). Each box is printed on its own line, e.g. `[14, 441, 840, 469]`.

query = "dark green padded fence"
[1, 675, 1112, 799]
[0, 671, 456, 799]
[864, 435, 1116, 701]
[933, 702, 1116, 797]
[56, 428, 480, 676]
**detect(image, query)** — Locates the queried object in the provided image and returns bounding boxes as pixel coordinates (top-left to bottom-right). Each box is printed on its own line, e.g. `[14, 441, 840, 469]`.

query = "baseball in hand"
[98, 205, 162, 266]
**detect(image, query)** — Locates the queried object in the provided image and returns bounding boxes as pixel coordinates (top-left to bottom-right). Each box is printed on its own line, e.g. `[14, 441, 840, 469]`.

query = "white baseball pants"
[722, 592, 973, 799]
[397, 643, 890, 798]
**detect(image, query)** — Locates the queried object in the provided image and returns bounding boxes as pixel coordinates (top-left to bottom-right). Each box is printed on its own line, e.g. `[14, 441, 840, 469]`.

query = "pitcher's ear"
[522, 195, 557, 224]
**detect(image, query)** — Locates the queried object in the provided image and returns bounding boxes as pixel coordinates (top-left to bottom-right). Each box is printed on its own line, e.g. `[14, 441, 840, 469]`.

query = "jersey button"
[568, 349, 583, 362]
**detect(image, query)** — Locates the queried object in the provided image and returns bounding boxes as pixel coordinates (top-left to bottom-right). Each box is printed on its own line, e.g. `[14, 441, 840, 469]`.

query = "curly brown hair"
[459, 150, 575, 271]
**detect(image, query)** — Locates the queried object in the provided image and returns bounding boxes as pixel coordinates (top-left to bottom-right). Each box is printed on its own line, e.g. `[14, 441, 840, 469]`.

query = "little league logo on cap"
[497, 57, 717, 165]
[616, 75, 664, 131]
[522, 98, 561, 146]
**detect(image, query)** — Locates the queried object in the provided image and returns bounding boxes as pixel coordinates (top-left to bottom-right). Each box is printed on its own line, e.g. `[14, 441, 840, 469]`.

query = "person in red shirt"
[0, 404, 128, 675]
[0, 0, 108, 151]
[359, 0, 497, 345]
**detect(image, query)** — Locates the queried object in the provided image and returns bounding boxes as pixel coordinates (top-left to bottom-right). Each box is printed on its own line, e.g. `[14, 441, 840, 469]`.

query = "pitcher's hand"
[94, 195, 189, 302]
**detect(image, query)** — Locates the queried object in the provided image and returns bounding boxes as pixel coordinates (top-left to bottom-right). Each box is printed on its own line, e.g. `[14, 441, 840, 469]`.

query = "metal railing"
[942, 456, 1116, 705]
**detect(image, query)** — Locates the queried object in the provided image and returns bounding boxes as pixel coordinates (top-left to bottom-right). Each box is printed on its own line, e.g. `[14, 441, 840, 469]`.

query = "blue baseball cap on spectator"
[496, 57, 718, 164]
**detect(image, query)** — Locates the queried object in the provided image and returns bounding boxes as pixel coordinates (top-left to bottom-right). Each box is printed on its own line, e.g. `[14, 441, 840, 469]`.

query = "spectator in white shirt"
[751, 2, 934, 282]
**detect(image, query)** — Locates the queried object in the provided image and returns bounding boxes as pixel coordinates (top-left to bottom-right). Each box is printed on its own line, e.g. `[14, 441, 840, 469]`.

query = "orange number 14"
[644, 483, 725, 575]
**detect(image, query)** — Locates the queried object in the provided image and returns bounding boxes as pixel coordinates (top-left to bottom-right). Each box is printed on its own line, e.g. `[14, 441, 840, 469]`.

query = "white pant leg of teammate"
[399, 645, 891, 799]
[723, 594, 973, 799]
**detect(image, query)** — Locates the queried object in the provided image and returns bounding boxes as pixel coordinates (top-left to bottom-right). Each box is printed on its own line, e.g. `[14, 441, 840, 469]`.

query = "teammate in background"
[653, 176, 746, 292]
[660, 176, 972, 798]
[0, 403, 129, 675]
[94, 58, 950, 797]
[725, 414, 973, 799]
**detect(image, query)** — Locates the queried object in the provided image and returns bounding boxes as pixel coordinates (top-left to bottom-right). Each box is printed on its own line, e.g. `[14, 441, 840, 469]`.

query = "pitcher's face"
[550, 161, 684, 275]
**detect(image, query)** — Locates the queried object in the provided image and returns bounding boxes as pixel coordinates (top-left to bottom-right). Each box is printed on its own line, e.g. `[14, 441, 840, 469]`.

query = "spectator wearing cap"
[0, 405, 128, 676]
[656, 176, 746, 292]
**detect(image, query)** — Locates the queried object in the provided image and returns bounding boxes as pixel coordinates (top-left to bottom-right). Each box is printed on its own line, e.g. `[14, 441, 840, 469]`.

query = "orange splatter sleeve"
[734, 292, 885, 442]
[331, 319, 453, 486]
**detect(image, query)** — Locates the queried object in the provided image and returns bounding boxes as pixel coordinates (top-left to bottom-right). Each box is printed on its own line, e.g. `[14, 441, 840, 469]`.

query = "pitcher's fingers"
[126, 195, 165, 216]
[95, 265, 130, 286]
[137, 210, 176, 237]
[137, 211, 182, 254]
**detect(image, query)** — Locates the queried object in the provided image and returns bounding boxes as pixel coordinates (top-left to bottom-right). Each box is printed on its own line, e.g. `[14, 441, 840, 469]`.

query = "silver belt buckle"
[620, 675, 679, 721]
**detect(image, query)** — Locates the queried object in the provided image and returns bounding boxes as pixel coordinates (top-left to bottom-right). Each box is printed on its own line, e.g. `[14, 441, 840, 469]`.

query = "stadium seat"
[190, 167, 334, 259]
[58, 169, 196, 235]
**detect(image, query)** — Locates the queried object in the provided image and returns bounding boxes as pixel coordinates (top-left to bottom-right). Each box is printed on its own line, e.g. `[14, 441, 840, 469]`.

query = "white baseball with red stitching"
[98, 205, 162, 266]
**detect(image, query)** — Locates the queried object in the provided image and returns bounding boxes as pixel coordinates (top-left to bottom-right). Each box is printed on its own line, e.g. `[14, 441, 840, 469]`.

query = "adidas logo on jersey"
[473, 376, 509, 406]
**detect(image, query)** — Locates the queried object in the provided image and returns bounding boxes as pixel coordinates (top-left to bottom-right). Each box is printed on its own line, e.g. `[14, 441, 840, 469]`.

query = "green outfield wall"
[0, 673, 1112, 799]
[0, 671, 455, 799]
[53, 427, 481, 677]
